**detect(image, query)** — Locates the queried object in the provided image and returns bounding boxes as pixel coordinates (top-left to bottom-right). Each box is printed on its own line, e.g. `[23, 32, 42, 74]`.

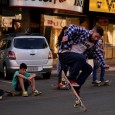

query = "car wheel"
[3, 65, 8, 79]
[42, 72, 51, 79]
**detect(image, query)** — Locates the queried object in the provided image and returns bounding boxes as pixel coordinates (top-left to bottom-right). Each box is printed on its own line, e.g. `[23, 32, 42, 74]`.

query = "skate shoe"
[92, 80, 101, 84]
[33, 89, 42, 96]
[57, 83, 69, 90]
[22, 91, 28, 97]
[69, 80, 79, 87]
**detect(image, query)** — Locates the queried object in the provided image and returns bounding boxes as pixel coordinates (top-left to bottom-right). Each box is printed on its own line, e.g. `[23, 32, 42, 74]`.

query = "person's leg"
[100, 66, 105, 82]
[76, 62, 92, 89]
[57, 59, 69, 89]
[30, 77, 42, 95]
[15, 78, 29, 97]
[92, 59, 99, 81]
[30, 77, 36, 92]
[28, 73, 36, 91]
[62, 64, 68, 76]
[69, 61, 84, 81]
[17, 77, 26, 92]
[59, 52, 86, 81]
[57, 59, 63, 84]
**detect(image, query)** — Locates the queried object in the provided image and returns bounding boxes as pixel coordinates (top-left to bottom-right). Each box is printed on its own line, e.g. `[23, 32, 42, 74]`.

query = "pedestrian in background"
[56, 26, 69, 89]
[92, 38, 109, 84]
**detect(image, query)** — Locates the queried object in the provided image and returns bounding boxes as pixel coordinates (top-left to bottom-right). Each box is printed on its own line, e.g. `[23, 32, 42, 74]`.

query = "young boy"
[12, 63, 42, 97]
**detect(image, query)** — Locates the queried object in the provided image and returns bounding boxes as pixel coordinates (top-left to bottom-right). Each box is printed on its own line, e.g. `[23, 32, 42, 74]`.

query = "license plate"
[27, 66, 43, 72]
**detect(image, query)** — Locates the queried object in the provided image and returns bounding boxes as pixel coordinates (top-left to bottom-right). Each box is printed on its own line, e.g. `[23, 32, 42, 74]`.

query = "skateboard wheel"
[76, 100, 80, 104]
[74, 103, 79, 107]
[74, 100, 80, 107]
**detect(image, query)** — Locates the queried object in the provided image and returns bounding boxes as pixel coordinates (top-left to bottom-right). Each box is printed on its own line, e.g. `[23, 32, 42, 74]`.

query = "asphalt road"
[0, 71, 115, 115]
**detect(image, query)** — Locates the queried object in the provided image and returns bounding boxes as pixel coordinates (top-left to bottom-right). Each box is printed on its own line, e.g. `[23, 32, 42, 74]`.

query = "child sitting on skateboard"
[12, 63, 42, 97]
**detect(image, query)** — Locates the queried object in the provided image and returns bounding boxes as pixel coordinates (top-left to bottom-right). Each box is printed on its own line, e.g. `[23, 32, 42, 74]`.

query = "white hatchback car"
[0, 33, 53, 79]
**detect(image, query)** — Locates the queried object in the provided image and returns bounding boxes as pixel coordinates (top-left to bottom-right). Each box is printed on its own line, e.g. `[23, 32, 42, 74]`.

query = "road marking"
[0, 80, 11, 84]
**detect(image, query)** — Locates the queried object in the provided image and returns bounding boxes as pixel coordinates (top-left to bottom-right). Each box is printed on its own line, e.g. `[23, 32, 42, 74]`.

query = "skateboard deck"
[62, 71, 87, 112]
[3, 90, 21, 96]
[92, 81, 111, 87]
[100, 81, 111, 86]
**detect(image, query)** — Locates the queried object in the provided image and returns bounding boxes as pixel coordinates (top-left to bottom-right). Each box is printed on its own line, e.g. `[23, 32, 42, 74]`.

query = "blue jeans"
[59, 52, 92, 89]
[93, 59, 105, 81]
[57, 58, 69, 83]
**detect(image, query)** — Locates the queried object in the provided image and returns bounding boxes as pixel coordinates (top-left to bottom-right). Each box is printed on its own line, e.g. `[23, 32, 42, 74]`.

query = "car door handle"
[30, 53, 35, 55]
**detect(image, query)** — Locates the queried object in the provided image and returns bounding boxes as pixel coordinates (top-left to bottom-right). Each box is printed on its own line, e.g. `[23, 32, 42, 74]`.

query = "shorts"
[15, 79, 30, 91]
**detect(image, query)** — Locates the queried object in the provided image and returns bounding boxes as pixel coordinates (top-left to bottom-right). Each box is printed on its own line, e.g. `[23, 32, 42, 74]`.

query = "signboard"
[10, 0, 84, 13]
[1, 16, 14, 28]
[44, 15, 66, 29]
[89, 0, 115, 13]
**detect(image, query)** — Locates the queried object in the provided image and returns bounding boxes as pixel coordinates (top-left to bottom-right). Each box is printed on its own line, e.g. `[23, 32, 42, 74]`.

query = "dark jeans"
[59, 52, 92, 89]
[93, 59, 105, 81]
[15, 80, 30, 91]
[57, 58, 69, 83]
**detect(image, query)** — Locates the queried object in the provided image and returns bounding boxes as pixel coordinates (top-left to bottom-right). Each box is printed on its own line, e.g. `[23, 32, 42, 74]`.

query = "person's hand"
[61, 36, 68, 42]
[26, 77, 32, 84]
[104, 64, 109, 69]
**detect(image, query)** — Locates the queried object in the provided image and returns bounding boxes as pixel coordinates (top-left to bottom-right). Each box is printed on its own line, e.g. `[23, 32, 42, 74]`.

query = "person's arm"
[16, 74, 32, 82]
[62, 24, 89, 42]
[98, 39, 105, 54]
[28, 73, 36, 80]
[93, 45, 109, 69]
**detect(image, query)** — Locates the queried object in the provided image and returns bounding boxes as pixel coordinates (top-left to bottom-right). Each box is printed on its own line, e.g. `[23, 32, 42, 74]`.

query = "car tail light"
[48, 51, 53, 59]
[8, 51, 16, 60]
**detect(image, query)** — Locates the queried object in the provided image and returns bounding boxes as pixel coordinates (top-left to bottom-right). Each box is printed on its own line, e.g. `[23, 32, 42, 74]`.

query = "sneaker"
[92, 80, 101, 84]
[57, 83, 69, 90]
[69, 80, 79, 87]
[22, 91, 28, 97]
[33, 89, 42, 96]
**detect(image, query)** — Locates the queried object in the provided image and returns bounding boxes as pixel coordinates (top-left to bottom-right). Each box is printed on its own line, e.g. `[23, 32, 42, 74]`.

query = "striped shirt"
[58, 24, 106, 67]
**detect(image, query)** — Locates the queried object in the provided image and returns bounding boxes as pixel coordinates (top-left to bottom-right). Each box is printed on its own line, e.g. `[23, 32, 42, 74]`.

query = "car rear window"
[14, 38, 48, 49]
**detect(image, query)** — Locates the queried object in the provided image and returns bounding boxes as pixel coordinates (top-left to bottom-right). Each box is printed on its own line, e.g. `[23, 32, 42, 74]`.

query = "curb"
[51, 66, 115, 75]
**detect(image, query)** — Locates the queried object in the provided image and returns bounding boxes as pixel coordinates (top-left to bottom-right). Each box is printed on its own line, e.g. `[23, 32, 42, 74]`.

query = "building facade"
[87, 0, 115, 59]
[0, 0, 87, 57]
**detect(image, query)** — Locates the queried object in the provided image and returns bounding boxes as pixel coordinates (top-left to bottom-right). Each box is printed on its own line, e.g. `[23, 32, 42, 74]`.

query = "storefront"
[7, 0, 85, 56]
[89, 0, 115, 59]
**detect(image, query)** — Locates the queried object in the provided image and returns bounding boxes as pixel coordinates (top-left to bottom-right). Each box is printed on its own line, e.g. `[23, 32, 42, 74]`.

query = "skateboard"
[92, 80, 111, 87]
[1, 90, 21, 96]
[100, 80, 111, 86]
[62, 71, 87, 112]
[55, 71, 70, 90]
